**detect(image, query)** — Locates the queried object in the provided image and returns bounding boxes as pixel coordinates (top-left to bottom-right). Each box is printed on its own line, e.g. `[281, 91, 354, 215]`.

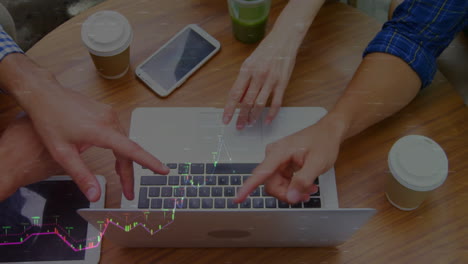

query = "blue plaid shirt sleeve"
[0, 25, 24, 62]
[364, 0, 468, 88]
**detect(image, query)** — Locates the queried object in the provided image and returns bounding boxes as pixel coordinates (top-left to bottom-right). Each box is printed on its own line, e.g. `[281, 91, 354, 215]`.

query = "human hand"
[234, 116, 346, 204]
[23, 83, 169, 202]
[1, 54, 168, 202]
[0, 114, 62, 201]
[223, 33, 299, 129]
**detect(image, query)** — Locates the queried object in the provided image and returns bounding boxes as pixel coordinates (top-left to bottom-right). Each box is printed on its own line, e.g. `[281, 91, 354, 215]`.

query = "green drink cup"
[228, 0, 271, 44]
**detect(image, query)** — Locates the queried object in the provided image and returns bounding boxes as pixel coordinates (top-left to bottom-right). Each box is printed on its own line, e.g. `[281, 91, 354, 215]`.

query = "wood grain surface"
[1, 0, 466, 263]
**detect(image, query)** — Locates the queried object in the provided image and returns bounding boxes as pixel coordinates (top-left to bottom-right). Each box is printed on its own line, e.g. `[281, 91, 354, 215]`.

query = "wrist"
[269, 0, 324, 48]
[0, 53, 64, 112]
[318, 110, 351, 143]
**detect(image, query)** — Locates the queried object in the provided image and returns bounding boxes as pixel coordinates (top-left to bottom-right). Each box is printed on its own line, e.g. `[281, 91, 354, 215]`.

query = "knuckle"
[229, 90, 243, 101]
[73, 174, 89, 186]
[126, 140, 142, 153]
[243, 101, 255, 108]
[100, 106, 119, 125]
[271, 101, 282, 109]
[241, 60, 253, 71]
[294, 177, 313, 191]
[255, 69, 268, 79]
[51, 147, 72, 163]
[255, 99, 266, 108]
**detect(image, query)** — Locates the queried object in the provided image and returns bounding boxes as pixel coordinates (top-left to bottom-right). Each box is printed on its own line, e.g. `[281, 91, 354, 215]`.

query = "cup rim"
[81, 10, 133, 57]
[388, 135, 448, 192]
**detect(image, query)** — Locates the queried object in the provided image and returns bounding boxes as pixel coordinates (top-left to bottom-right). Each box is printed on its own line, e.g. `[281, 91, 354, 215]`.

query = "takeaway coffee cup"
[81, 11, 133, 79]
[385, 135, 448, 211]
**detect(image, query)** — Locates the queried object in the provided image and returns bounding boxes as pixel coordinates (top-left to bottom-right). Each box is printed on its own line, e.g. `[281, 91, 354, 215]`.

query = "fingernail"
[287, 189, 301, 203]
[127, 191, 135, 201]
[223, 116, 230, 124]
[237, 124, 244, 130]
[87, 187, 98, 201]
[302, 194, 310, 202]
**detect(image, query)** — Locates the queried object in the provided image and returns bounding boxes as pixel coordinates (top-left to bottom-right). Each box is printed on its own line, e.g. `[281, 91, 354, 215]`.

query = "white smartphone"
[135, 24, 221, 97]
[0, 175, 106, 264]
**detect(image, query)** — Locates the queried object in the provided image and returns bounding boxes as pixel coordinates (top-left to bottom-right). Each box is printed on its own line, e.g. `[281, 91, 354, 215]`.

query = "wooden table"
[1, 0, 467, 263]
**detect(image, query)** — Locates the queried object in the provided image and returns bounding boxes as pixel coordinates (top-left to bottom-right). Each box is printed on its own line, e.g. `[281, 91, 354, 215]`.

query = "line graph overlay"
[0, 209, 176, 252]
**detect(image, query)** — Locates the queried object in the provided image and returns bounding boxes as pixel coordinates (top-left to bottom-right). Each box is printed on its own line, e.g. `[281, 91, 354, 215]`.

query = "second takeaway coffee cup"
[81, 11, 133, 79]
[385, 135, 448, 211]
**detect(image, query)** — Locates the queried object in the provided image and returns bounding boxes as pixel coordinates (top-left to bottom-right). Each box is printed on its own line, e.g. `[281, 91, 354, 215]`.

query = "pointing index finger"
[235, 152, 288, 203]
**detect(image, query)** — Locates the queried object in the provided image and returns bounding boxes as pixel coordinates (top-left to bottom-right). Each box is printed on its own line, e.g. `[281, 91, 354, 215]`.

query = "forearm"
[269, 0, 326, 49]
[0, 53, 64, 113]
[325, 52, 421, 141]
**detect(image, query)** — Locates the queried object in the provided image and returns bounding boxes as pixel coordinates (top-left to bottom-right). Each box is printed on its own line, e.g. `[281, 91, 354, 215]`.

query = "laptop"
[78, 107, 376, 247]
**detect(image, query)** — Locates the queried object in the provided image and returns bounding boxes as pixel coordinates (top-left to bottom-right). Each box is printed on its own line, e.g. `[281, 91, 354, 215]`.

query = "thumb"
[286, 156, 322, 204]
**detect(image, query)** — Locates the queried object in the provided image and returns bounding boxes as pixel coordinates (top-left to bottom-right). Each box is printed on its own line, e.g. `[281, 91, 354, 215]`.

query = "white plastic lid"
[81, 11, 133, 57]
[388, 135, 448, 192]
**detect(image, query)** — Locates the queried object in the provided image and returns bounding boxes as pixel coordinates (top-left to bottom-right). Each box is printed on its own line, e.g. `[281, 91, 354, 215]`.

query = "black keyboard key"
[168, 176, 180, 185]
[265, 198, 276, 208]
[150, 198, 162, 209]
[178, 163, 190, 174]
[250, 187, 261, 197]
[191, 163, 204, 174]
[218, 176, 229, 185]
[174, 187, 186, 197]
[164, 199, 175, 209]
[291, 203, 302, 208]
[215, 198, 226, 208]
[240, 198, 251, 208]
[205, 176, 217, 185]
[161, 187, 173, 197]
[141, 176, 167, 186]
[186, 187, 198, 197]
[206, 163, 258, 174]
[253, 198, 264, 208]
[148, 187, 160, 197]
[311, 187, 320, 197]
[227, 198, 238, 209]
[202, 198, 213, 209]
[175, 198, 187, 209]
[138, 187, 150, 208]
[278, 200, 290, 208]
[212, 187, 223, 197]
[224, 187, 235, 197]
[261, 186, 271, 197]
[193, 176, 205, 186]
[189, 198, 201, 209]
[199, 187, 210, 197]
[180, 176, 193, 185]
[230, 175, 242, 185]
[304, 198, 321, 208]
[166, 163, 177, 169]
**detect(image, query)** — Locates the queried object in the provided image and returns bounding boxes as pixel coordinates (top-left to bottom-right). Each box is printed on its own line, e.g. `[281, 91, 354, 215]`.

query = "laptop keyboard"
[138, 163, 321, 209]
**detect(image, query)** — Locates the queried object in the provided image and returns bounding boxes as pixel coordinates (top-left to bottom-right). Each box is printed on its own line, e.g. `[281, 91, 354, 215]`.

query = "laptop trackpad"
[196, 111, 263, 162]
